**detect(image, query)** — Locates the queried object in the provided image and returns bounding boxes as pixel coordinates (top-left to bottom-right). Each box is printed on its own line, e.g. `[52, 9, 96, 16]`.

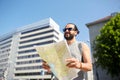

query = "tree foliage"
[93, 13, 120, 77]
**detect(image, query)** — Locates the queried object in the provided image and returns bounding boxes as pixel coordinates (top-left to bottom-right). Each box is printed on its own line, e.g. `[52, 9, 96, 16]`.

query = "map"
[34, 40, 77, 80]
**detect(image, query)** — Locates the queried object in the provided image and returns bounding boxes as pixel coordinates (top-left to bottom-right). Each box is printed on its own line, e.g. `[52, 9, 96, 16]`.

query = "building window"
[17, 54, 39, 59]
[18, 49, 36, 54]
[20, 30, 54, 39]
[21, 26, 50, 34]
[0, 36, 12, 42]
[20, 35, 54, 44]
[16, 65, 42, 70]
[18, 40, 55, 49]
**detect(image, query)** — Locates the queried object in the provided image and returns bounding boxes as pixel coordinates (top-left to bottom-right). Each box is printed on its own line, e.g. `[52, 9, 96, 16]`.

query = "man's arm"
[80, 43, 92, 71]
[66, 43, 92, 71]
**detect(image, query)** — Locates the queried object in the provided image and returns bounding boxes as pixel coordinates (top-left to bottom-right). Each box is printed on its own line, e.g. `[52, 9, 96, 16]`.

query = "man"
[43, 23, 92, 80]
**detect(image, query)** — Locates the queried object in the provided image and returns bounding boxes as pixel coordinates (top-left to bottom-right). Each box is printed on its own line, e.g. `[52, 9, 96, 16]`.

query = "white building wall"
[0, 34, 13, 80]
[87, 22, 108, 80]
[7, 32, 20, 80]
[88, 22, 106, 63]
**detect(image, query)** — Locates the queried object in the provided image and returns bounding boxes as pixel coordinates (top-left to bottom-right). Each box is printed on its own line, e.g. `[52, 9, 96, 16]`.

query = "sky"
[0, 0, 120, 43]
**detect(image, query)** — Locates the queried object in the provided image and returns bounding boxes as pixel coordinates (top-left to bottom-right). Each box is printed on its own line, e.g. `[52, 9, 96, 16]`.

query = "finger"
[66, 58, 76, 62]
[66, 62, 76, 68]
[66, 61, 76, 66]
[42, 63, 50, 68]
[42, 59, 47, 63]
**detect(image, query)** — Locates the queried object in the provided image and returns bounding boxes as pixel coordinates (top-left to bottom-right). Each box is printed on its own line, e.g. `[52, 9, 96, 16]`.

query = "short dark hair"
[66, 23, 80, 34]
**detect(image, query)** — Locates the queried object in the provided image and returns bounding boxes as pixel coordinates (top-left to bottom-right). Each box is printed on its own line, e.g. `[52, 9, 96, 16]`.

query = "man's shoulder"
[77, 41, 88, 49]
[77, 41, 85, 45]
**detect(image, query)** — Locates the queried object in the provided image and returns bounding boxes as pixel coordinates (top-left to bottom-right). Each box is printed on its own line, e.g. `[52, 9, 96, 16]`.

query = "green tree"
[93, 13, 120, 77]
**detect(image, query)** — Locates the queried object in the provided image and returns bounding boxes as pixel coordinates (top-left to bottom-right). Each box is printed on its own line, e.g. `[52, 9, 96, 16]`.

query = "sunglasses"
[63, 28, 75, 32]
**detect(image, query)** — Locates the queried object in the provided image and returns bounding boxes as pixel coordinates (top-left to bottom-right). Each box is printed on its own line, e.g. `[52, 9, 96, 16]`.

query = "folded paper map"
[34, 40, 77, 80]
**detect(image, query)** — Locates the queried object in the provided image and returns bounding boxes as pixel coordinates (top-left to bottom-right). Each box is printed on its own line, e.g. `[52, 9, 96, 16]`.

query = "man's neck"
[67, 38, 76, 45]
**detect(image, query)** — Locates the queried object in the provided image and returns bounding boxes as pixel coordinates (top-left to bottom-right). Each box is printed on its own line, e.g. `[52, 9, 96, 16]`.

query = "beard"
[64, 33, 74, 40]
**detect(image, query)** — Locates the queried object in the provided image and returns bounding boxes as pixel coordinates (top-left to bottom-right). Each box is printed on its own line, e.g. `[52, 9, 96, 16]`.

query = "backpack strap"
[78, 42, 84, 62]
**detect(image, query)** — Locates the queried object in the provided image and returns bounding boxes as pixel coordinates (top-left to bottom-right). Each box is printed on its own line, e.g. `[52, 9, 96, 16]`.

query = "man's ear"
[75, 31, 78, 36]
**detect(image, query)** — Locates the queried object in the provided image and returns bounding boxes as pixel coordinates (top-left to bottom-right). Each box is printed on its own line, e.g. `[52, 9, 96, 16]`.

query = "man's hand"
[42, 60, 51, 73]
[65, 58, 82, 69]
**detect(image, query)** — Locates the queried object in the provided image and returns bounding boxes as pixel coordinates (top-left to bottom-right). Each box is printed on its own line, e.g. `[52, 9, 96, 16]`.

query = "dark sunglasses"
[63, 28, 75, 32]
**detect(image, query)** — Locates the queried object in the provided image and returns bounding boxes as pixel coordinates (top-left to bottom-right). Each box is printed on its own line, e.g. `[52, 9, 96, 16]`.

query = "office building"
[0, 18, 63, 80]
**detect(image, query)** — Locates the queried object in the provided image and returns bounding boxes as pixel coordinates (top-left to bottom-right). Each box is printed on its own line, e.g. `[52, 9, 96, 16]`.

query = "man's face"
[63, 24, 77, 40]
